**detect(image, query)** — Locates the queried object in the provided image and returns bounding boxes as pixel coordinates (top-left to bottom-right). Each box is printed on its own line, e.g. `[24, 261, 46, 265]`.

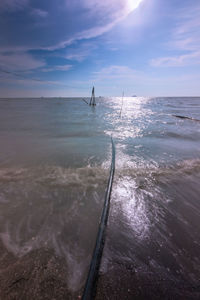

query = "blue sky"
[0, 0, 200, 97]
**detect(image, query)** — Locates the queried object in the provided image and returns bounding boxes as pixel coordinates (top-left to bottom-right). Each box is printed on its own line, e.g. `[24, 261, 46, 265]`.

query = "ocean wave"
[0, 164, 109, 291]
[0, 158, 200, 290]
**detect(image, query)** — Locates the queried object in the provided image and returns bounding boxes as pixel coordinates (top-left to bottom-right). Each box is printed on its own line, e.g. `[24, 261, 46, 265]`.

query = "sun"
[127, 0, 143, 12]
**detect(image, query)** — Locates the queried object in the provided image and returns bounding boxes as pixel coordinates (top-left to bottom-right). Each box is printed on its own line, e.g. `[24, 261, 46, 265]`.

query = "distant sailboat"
[89, 86, 96, 106]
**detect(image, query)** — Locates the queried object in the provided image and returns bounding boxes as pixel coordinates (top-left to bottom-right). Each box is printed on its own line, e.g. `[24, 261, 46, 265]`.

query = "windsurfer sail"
[89, 86, 96, 106]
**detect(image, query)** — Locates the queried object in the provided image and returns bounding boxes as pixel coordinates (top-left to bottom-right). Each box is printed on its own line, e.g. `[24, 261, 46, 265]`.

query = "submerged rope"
[82, 98, 89, 105]
[173, 114, 200, 122]
[82, 137, 115, 300]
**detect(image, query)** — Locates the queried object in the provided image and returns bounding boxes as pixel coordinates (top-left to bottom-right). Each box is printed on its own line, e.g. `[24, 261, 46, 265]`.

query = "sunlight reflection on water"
[104, 97, 153, 140]
[1, 97, 200, 293]
[112, 175, 150, 239]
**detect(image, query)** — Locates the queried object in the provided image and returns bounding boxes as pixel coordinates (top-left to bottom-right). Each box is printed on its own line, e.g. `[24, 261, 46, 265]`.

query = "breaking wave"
[1, 157, 200, 290]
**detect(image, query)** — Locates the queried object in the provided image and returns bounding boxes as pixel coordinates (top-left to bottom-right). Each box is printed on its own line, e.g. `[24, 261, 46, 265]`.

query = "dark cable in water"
[82, 98, 89, 105]
[82, 91, 123, 298]
[82, 137, 115, 300]
[173, 114, 200, 122]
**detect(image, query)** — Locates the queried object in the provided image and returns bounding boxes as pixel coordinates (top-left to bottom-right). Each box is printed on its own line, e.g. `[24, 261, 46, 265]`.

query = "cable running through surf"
[82, 92, 125, 299]
[82, 137, 115, 300]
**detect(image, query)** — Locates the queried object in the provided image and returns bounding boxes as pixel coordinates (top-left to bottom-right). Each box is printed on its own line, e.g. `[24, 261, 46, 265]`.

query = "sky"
[0, 0, 200, 97]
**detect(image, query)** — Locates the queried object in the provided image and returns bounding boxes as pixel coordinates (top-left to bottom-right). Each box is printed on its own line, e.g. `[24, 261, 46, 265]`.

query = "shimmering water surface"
[0, 97, 200, 294]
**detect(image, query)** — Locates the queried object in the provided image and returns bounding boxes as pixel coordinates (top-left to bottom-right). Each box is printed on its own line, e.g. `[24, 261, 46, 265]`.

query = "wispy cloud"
[0, 53, 45, 71]
[60, 0, 144, 49]
[169, 4, 200, 52]
[151, 3, 200, 67]
[151, 51, 200, 67]
[31, 8, 48, 18]
[0, 0, 143, 52]
[64, 42, 97, 62]
[66, 0, 143, 22]
[0, 0, 28, 11]
[91, 64, 200, 96]
[64, 53, 87, 62]
[93, 65, 143, 80]
[41, 64, 72, 72]
[0, 69, 76, 88]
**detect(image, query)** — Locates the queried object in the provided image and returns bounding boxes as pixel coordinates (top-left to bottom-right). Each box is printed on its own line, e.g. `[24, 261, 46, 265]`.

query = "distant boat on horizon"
[132, 95, 137, 97]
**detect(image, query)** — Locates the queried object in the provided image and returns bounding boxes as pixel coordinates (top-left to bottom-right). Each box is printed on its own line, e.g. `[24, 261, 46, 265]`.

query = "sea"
[0, 97, 200, 298]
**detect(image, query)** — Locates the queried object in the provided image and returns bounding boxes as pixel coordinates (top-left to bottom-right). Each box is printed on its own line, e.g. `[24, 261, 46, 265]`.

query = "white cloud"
[94, 65, 142, 79]
[56, 65, 72, 71]
[31, 8, 48, 18]
[64, 42, 97, 62]
[67, 0, 143, 45]
[0, 0, 143, 53]
[41, 65, 72, 72]
[0, 53, 45, 71]
[0, 0, 28, 11]
[151, 3, 200, 67]
[64, 53, 87, 62]
[170, 5, 200, 52]
[29, 0, 143, 51]
[1, 63, 200, 97]
[151, 51, 200, 67]
[66, 0, 143, 20]
[0, 70, 75, 88]
[78, 0, 130, 21]
[89, 64, 200, 97]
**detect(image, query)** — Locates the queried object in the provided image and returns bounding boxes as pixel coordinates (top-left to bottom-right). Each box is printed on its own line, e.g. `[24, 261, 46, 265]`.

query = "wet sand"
[0, 240, 78, 300]
[1, 236, 200, 300]
[96, 262, 200, 300]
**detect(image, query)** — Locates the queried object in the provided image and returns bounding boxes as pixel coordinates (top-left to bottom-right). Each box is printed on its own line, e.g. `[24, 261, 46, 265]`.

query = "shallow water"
[0, 97, 200, 294]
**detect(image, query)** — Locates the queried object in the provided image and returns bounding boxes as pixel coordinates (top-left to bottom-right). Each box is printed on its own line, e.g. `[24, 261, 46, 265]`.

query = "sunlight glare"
[127, 0, 143, 12]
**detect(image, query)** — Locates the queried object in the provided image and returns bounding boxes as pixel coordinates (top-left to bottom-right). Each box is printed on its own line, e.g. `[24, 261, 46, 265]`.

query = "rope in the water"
[173, 114, 200, 122]
[82, 92, 124, 299]
[82, 98, 89, 105]
[82, 137, 115, 300]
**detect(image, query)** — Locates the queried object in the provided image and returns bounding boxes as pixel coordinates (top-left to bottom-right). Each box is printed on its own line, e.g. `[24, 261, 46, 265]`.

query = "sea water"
[0, 97, 200, 292]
